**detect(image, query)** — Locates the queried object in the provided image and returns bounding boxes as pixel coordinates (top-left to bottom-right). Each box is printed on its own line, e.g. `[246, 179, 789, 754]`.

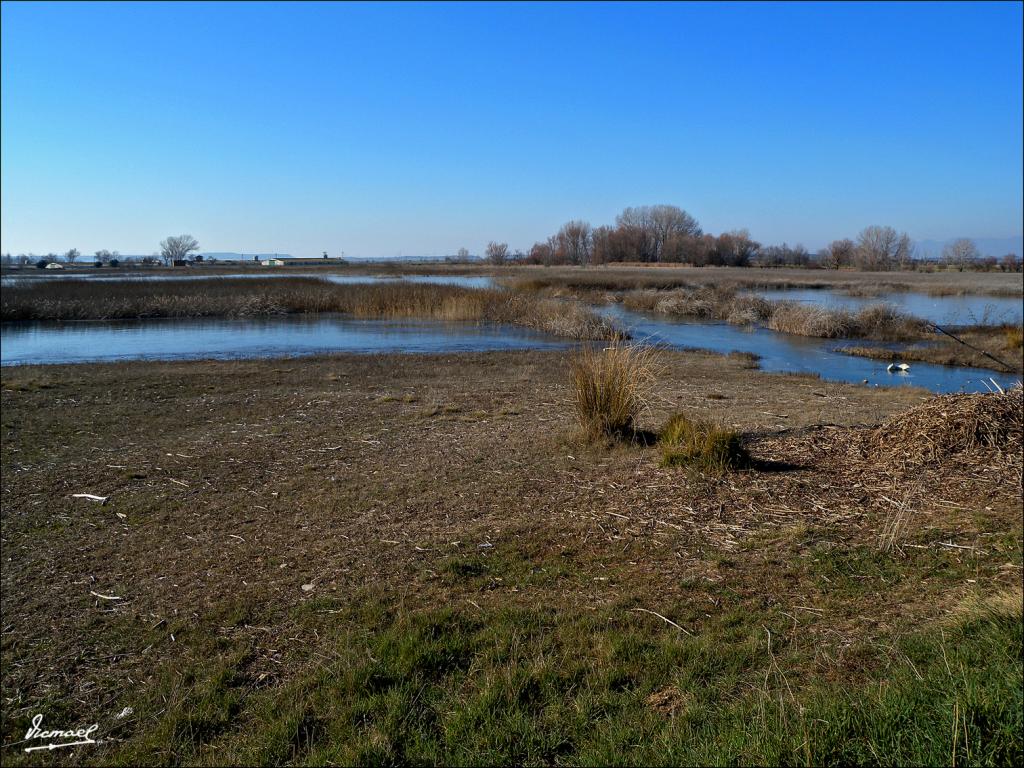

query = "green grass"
[658, 413, 750, 472]
[32, 586, 1018, 766]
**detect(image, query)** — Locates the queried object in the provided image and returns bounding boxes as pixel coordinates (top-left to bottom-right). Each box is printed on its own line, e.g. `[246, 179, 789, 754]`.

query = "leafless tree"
[713, 229, 760, 266]
[941, 238, 979, 271]
[555, 220, 592, 265]
[485, 241, 509, 265]
[456, 247, 470, 261]
[615, 205, 701, 261]
[63, 248, 80, 264]
[160, 234, 200, 265]
[855, 226, 913, 270]
[1000, 253, 1020, 272]
[818, 238, 857, 269]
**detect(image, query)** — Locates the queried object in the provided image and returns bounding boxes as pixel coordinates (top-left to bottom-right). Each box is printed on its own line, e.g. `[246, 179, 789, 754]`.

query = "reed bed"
[838, 324, 1024, 372]
[497, 267, 1022, 298]
[622, 286, 928, 340]
[0, 277, 621, 340]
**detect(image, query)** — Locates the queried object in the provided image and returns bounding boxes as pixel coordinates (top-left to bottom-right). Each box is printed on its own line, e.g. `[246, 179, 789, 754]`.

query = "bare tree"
[63, 248, 81, 264]
[485, 241, 509, 265]
[160, 234, 200, 265]
[1000, 253, 1020, 272]
[615, 205, 701, 261]
[818, 238, 857, 269]
[456, 247, 470, 261]
[712, 229, 760, 266]
[941, 238, 979, 271]
[555, 220, 593, 265]
[855, 226, 913, 270]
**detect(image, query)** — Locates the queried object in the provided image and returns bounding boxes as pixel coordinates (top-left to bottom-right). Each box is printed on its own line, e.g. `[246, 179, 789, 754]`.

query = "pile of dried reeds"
[867, 386, 1023, 467]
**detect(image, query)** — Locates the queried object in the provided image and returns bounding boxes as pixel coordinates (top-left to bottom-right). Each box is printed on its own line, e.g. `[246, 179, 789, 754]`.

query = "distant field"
[4, 262, 1021, 296]
[2, 350, 1020, 765]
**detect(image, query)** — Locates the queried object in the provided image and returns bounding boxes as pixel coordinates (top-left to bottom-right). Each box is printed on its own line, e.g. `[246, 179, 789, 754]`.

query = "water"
[599, 304, 1021, 394]
[0, 316, 566, 366]
[2, 276, 1019, 392]
[0, 271, 496, 289]
[2, 309, 1018, 394]
[755, 288, 1022, 326]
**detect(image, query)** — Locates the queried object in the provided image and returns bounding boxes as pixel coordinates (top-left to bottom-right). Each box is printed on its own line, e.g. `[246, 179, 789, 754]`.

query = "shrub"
[658, 414, 750, 473]
[570, 342, 658, 440]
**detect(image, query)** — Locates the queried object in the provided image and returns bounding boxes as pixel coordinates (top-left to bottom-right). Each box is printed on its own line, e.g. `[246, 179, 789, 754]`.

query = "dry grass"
[0, 277, 621, 340]
[766, 302, 855, 338]
[658, 414, 750, 473]
[948, 585, 1024, 627]
[492, 264, 1023, 298]
[570, 342, 659, 440]
[623, 286, 927, 341]
[1, 350, 1019, 764]
[838, 324, 1024, 373]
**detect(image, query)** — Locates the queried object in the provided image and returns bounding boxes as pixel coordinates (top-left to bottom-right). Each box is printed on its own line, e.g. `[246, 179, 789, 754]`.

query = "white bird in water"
[887, 362, 910, 373]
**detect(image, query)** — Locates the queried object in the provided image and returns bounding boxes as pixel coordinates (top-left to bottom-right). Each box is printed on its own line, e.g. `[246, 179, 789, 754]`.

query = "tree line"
[481, 205, 1021, 272]
[2, 235, 202, 268]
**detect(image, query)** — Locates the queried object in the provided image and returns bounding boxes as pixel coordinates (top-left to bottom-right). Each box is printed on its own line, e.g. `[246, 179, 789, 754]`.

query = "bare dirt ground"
[1, 351, 1020, 763]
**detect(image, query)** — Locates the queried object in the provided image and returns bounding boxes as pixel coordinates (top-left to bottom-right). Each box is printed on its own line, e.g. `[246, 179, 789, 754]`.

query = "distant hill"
[914, 237, 1022, 260]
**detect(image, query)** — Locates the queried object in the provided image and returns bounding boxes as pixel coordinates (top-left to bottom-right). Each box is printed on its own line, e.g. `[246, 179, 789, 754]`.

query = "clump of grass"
[767, 302, 855, 338]
[1006, 325, 1023, 350]
[570, 342, 658, 441]
[658, 413, 750, 472]
[852, 303, 928, 340]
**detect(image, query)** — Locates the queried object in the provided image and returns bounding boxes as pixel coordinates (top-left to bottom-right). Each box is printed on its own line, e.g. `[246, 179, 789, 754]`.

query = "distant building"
[261, 259, 285, 266]
[44, 262, 64, 269]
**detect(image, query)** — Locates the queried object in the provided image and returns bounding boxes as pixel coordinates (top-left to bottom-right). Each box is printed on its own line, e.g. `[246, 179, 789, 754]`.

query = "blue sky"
[1, 1, 1021, 257]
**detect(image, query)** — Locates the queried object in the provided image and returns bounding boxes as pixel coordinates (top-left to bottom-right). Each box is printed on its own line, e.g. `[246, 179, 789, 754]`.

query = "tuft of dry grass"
[658, 413, 750, 473]
[1006, 326, 1023, 350]
[570, 342, 659, 440]
[947, 585, 1024, 628]
[767, 302, 855, 338]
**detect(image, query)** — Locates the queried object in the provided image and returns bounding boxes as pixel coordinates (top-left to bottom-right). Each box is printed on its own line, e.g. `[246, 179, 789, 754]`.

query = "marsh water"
[0, 316, 569, 366]
[0, 272, 496, 289]
[596, 305, 1020, 395]
[2, 273, 1020, 393]
[755, 288, 1023, 326]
